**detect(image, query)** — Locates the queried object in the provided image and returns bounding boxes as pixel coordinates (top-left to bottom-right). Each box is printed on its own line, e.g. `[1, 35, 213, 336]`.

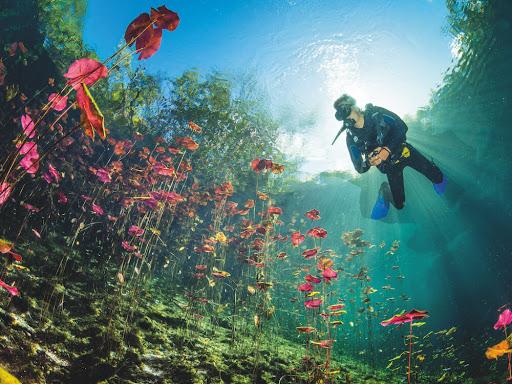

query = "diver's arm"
[347, 135, 370, 174]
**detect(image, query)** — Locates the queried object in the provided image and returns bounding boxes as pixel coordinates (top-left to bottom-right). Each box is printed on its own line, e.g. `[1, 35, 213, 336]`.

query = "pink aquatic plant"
[0, 182, 12, 206]
[304, 299, 322, 309]
[381, 309, 429, 384]
[0, 279, 20, 296]
[48, 93, 68, 111]
[298, 282, 314, 292]
[91, 203, 104, 216]
[21, 114, 35, 138]
[494, 307, 512, 380]
[128, 225, 145, 237]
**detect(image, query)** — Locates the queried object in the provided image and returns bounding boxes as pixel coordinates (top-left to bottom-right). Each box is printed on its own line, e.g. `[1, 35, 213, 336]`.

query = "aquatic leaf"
[0, 279, 19, 296]
[195, 264, 207, 271]
[485, 339, 512, 360]
[0, 365, 22, 383]
[48, 93, 68, 111]
[117, 272, 125, 284]
[381, 309, 429, 326]
[21, 114, 35, 138]
[56, 191, 68, 204]
[214, 232, 227, 244]
[305, 274, 321, 284]
[91, 203, 104, 216]
[128, 225, 144, 237]
[298, 282, 313, 292]
[175, 137, 199, 151]
[19, 142, 39, 174]
[328, 304, 345, 311]
[307, 227, 327, 239]
[32, 228, 41, 238]
[304, 299, 322, 309]
[317, 257, 333, 270]
[322, 268, 337, 281]
[0, 183, 12, 206]
[247, 285, 256, 295]
[125, 13, 152, 45]
[121, 241, 137, 252]
[188, 121, 202, 133]
[76, 82, 107, 140]
[305, 209, 320, 220]
[150, 5, 180, 31]
[494, 308, 512, 330]
[271, 163, 285, 174]
[291, 231, 305, 247]
[0, 239, 14, 254]
[306, 291, 320, 297]
[256, 191, 268, 200]
[311, 339, 334, 349]
[136, 26, 163, 60]
[296, 326, 316, 333]
[211, 267, 230, 279]
[95, 168, 111, 183]
[267, 206, 282, 215]
[64, 58, 108, 90]
[302, 248, 318, 259]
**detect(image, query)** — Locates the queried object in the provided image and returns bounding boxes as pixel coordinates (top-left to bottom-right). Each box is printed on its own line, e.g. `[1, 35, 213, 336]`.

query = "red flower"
[305, 209, 320, 221]
[380, 309, 429, 326]
[307, 227, 327, 239]
[291, 231, 305, 247]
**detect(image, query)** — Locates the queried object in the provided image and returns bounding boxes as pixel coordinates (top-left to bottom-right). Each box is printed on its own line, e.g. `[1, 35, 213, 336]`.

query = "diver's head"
[333, 94, 363, 128]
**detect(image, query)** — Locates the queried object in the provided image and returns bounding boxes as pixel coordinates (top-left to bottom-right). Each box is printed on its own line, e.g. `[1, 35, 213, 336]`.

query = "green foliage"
[150, 70, 285, 189]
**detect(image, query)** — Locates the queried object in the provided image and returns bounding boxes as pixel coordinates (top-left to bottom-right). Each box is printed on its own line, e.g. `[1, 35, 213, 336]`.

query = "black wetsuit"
[346, 104, 443, 209]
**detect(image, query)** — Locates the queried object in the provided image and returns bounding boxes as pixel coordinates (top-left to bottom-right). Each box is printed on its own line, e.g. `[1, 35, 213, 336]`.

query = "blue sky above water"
[84, 0, 454, 174]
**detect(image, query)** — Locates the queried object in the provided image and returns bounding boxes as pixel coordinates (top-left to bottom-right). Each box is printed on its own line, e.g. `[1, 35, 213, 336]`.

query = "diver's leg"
[406, 145, 443, 184]
[386, 169, 405, 209]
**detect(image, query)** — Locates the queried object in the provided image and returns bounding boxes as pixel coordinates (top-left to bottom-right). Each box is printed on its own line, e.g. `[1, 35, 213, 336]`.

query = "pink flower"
[21, 114, 35, 138]
[0, 182, 12, 206]
[298, 282, 314, 292]
[128, 225, 145, 237]
[494, 309, 512, 330]
[305, 209, 320, 220]
[0, 279, 20, 296]
[48, 93, 68, 111]
[304, 299, 322, 309]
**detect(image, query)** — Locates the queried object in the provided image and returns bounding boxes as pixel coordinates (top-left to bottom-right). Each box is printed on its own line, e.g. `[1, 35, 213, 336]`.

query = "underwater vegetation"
[1, 0, 512, 383]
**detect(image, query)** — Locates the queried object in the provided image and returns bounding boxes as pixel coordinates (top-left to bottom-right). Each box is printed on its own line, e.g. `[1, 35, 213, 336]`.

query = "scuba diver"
[332, 94, 446, 219]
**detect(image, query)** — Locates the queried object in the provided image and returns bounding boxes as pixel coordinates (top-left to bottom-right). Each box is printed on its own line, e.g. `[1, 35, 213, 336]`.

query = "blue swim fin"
[433, 176, 447, 195]
[371, 194, 390, 220]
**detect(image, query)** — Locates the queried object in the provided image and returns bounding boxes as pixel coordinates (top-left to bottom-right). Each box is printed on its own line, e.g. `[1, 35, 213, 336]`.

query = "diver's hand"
[369, 147, 390, 166]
